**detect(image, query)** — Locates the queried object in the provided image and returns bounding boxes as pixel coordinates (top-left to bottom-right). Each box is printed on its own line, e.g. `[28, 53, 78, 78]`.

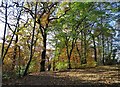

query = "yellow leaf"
[41, 12, 50, 27]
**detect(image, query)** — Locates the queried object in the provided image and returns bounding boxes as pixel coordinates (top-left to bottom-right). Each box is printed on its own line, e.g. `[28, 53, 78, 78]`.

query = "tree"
[1, 1, 7, 62]
[23, 2, 38, 76]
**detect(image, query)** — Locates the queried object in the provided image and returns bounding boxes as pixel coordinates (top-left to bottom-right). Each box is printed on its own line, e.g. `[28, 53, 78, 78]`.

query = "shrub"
[79, 64, 87, 69]
[55, 61, 68, 71]
[15, 66, 25, 77]
[87, 61, 97, 68]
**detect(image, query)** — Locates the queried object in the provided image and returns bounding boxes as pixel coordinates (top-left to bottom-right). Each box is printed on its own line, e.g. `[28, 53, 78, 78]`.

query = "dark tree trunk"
[66, 45, 71, 69]
[83, 31, 87, 64]
[65, 36, 71, 69]
[92, 35, 97, 62]
[67, 55, 71, 69]
[48, 63, 51, 71]
[12, 35, 18, 71]
[40, 30, 47, 71]
[76, 42, 81, 65]
[66, 38, 76, 69]
[102, 35, 105, 65]
[80, 31, 84, 64]
[110, 36, 113, 59]
[2, 26, 17, 63]
[53, 60, 55, 71]
[18, 46, 21, 77]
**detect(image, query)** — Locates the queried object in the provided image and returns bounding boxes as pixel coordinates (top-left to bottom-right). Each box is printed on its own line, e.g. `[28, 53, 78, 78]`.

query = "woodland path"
[2, 65, 120, 86]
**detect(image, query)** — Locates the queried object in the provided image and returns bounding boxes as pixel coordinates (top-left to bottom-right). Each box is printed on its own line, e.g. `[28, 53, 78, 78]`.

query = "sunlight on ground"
[3, 65, 120, 85]
[53, 66, 120, 84]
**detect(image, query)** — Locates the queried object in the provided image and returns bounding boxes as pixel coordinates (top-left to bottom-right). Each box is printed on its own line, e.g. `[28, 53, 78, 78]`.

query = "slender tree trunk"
[12, 33, 18, 70]
[18, 46, 21, 77]
[107, 38, 110, 54]
[83, 31, 87, 64]
[2, 3, 23, 63]
[107, 38, 111, 61]
[92, 35, 97, 62]
[110, 36, 113, 59]
[66, 45, 71, 69]
[12, 6, 22, 71]
[76, 42, 81, 65]
[102, 35, 105, 65]
[1, 2, 7, 63]
[67, 54, 71, 69]
[47, 58, 51, 71]
[2, 27, 17, 63]
[53, 59, 55, 71]
[66, 38, 76, 69]
[23, 2, 38, 76]
[97, 36, 101, 65]
[65, 36, 72, 69]
[81, 30, 84, 64]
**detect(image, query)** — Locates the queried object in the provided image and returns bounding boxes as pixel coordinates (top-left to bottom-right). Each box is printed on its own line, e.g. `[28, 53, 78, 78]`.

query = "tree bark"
[92, 35, 97, 62]
[12, 34, 18, 70]
[102, 35, 105, 65]
[18, 46, 21, 77]
[83, 31, 87, 64]
[76, 42, 81, 65]
[40, 29, 47, 71]
[65, 36, 71, 69]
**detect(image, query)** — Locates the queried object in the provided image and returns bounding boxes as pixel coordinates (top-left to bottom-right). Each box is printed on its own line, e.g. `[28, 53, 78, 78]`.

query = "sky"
[0, 21, 4, 43]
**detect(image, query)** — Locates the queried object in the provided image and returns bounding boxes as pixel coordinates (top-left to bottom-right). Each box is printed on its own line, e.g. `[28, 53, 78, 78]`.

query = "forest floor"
[2, 65, 120, 86]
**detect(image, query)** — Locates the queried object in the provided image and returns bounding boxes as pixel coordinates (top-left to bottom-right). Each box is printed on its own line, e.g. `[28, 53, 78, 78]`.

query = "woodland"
[0, 1, 120, 86]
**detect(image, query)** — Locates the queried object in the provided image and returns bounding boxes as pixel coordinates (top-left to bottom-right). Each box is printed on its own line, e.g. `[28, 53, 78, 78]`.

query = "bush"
[105, 59, 117, 65]
[3, 73, 11, 80]
[87, 61, 97, 68]
[79, 64, 87, 69]
[79, 62, 97, 69]
[15, 66, 25, 77]
[55, 61, 68, 71]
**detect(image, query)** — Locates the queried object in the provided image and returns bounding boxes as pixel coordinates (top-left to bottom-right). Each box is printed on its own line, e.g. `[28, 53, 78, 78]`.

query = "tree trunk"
[92, 35, 97, 62]
[12, 9, 21, 70]
[40, 29, 47, 71]
[18, 46, 21, 77]
[1, 2, 7, 63]
[102, 35, 105, 65]
[83, 31, 87, 64]
[65, 36, 72, 69]
[80, 31, 84, 64]
[53, 59, 55, 71]
[76, 42, 81, 65]
[81, 30, 87, 64]
[23, 2, 38, 76]
[67, 55, 71, 69]
[12, 35, 18, 71]
[2, 2, 23, 63]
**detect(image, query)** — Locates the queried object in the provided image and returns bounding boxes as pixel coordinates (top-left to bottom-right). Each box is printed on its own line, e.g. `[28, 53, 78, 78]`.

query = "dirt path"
[2, 65, 120, 86]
